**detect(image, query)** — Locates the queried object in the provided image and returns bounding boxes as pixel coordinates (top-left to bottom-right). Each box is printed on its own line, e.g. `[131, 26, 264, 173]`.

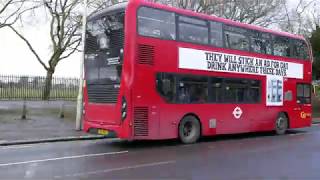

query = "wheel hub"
[183, 122, 193, 137]
[277, 117, 285, 130]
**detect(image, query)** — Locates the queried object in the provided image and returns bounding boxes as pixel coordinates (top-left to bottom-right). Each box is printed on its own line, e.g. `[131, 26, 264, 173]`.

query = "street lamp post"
[76, 0, 88, 131]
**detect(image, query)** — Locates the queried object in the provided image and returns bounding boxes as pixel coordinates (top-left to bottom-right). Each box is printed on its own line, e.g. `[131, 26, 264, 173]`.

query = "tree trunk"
[42, 70, 54, 100]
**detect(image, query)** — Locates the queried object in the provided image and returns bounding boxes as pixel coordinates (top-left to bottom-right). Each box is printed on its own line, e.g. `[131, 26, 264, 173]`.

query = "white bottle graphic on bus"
[271, 79, 277, 102]
[268, 80, 272, 102]
[277, 80, 283, 102]
[267, 76, 283, 105]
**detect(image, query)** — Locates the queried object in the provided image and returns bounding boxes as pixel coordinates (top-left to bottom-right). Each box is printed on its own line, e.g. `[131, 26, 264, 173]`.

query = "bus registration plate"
[98, 129, 109, 135]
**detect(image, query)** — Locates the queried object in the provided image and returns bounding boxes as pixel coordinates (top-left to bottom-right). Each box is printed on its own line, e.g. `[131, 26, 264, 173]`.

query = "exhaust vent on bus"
[87, 84, 119, 104]
[133, 107, 149, 137]
[138, 45, 154, 65]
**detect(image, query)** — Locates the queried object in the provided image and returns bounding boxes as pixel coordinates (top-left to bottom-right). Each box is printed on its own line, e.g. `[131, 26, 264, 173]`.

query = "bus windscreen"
[84, 12, 125, 103]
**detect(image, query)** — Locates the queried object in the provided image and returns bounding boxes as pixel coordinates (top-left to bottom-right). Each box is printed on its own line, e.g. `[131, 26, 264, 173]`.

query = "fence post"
[21, 98, 27, 120]
[59, 102, 65, 118]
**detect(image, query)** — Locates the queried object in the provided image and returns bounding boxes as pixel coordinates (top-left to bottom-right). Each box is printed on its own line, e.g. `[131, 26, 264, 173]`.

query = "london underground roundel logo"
[233, 107, 243, 119]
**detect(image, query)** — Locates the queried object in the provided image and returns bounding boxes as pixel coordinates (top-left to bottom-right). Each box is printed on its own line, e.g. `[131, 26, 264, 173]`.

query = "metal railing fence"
[0, 75, 79, 101]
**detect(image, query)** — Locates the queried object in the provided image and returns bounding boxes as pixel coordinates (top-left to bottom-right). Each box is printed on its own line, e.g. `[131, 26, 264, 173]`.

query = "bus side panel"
[289, 105, 312, 128]
[212, 104, 272, 135]
[250, 77, 276, 132]
[157, 103, 276, 139]
[134, 37, 180, 140]
[132, 66, 160, 139]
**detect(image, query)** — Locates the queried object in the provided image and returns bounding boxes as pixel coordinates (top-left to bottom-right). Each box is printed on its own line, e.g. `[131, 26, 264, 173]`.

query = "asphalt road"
[1, 125, 320, 180]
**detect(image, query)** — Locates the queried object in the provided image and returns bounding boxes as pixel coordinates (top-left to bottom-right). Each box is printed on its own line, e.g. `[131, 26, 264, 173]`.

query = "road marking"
[0, 151, 128, 167]
[0, 138, 120, 150]
[288, 132, 313, 136]
[0, 145, 33, 150]
[54, 160, 176, 178]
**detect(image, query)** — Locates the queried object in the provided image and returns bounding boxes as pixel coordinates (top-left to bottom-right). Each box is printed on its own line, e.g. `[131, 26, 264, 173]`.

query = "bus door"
[293, 83, 312, 127]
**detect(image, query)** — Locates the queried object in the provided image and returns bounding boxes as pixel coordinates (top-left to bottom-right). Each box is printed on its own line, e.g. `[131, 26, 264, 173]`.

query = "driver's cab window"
[297, 83, 311, 104]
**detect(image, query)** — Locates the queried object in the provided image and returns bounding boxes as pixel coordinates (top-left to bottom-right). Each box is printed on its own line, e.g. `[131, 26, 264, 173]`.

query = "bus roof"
[88, 2, 128, 21]
[136, 0, 305, 41]
[89, 0, 305, 41]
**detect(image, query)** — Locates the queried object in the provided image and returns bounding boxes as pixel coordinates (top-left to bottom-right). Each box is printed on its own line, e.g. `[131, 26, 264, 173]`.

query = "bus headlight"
[121, 97, 127, 121]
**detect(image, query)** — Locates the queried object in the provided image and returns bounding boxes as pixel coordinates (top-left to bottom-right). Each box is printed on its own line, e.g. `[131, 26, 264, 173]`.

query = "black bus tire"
[179, 116, 201, 144]
[275, 113, 288, 135]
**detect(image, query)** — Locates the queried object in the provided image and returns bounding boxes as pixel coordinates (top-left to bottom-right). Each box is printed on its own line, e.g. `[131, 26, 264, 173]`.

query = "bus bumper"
[83, 120, 120, 138]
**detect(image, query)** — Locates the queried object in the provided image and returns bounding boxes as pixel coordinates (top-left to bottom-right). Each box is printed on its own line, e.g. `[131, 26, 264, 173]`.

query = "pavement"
[314, 118, 320, 124]
[0, 125, 320, 179]
[0, 101, 105, 146]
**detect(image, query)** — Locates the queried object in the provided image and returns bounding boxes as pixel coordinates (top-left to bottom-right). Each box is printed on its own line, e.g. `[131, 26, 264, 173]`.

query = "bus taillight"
[121, 97, 127, 121]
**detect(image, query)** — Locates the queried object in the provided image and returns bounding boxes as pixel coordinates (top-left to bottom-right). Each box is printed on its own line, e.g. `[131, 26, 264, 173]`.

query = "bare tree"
[279, 0, 318, 36]
[0, 0, 26, 28]
[89, 0, 285, 27]
[303, 0, 320, 35]
[9, 0, 82, 100]
[150, 0, 285, 27]
[0, 0, 40, 28]
[309, 3, 320, 28]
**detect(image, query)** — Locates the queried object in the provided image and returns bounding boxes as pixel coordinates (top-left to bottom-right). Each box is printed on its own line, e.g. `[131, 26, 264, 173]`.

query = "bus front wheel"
[275, 113, 288, 135]
[179, 116, 201, 144]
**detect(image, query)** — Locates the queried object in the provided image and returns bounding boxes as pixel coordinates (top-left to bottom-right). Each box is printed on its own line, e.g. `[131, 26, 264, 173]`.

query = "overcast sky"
[0, 0, 303, 77]
[0, 21, 81, 78]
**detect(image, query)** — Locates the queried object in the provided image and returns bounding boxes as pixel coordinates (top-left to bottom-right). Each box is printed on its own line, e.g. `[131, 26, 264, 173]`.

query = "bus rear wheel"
[275, 113, 288, 135]
[179, 116, 201, 144]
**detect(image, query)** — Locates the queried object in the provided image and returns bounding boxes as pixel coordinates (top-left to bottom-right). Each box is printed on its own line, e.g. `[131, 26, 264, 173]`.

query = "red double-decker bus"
[83, 0, 313, 143]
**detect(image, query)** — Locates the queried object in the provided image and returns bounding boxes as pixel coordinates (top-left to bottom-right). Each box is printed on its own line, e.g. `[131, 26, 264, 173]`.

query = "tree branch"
[59, 38, 81, 60]
[9, 25, 49, 71]
[0, 0, 14, 15]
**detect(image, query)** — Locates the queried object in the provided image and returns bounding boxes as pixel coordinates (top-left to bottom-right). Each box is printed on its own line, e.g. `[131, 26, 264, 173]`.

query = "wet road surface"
[1, 125, 320, 180]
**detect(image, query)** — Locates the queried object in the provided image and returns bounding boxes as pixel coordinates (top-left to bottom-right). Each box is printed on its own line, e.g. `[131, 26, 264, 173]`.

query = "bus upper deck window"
[224, 31, 250, 51]
[178, 15, 209, 45]
[138, 7, 176, 40]
[250, 31, 272, 55]
[273, 36, 290, 57]
[210, 21, 223, 47]
[292, 40, 310, 60]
